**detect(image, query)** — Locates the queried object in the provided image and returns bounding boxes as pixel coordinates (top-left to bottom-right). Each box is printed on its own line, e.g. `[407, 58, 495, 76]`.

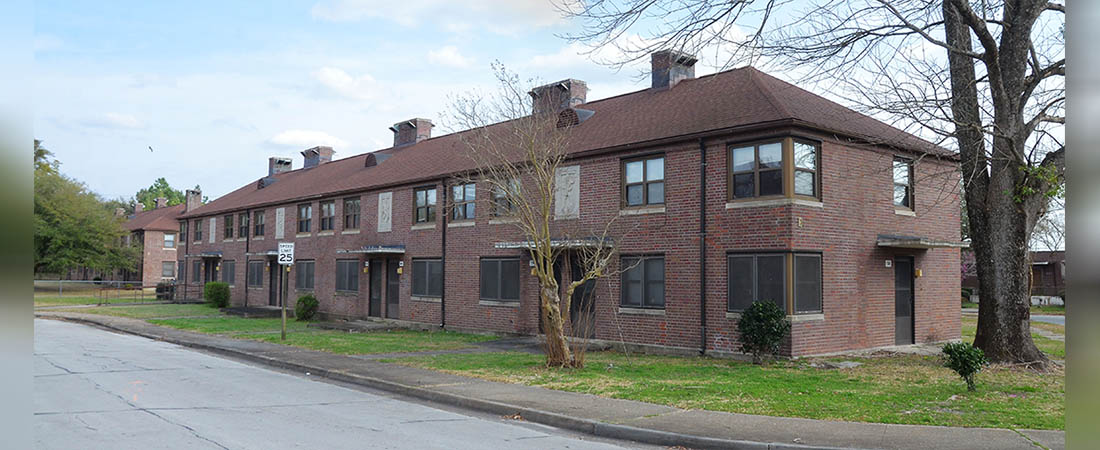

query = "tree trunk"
[540, 286, 576, 367]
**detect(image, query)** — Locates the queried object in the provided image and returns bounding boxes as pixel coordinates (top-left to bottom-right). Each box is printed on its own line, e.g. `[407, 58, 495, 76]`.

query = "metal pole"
[281, 265, 289, 340]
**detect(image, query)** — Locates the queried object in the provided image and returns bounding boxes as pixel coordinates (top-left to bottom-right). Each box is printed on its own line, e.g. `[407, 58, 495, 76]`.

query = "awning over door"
[245, 250, 278, 257]
[185, 251, 224, 258]
[336, 244, 406, 255]
[876, 234, 969, 249]
[494, 237, 614, 250]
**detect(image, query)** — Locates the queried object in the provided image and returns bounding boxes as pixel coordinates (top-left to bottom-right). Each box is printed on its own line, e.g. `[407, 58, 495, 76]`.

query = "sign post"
[277, 242, 295, 340]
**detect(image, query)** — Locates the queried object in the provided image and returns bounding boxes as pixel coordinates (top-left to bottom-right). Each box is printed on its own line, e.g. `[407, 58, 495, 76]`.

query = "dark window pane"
[621, 258, 642, 307]
[733, 173, 754, 198]
[757, 255, 786, 312]
[428, 261, 443, 297]
[481, 260, 499, 300]
[626, 185, 644, 206]
[413, 261, 427, 296]
[728, 256, 754, 311]
[759, 142, 782, 168]
[645, 258, 664, 307]
[647, 182, 664, 204]
[759, 170, 783, 196]
[795, 171, 815, 196]
[795, 255, 822, 313]
[501, 259, 520, 300]
[731, 147, 754, 172]
[417, 208, 426, 223]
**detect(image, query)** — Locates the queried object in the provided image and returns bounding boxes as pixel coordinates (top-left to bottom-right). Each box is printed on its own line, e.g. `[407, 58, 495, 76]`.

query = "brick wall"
[140, 230, 178, 286]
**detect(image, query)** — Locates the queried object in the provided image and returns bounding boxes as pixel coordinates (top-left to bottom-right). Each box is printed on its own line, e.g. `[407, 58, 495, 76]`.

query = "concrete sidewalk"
[35, 311, 1063, 450]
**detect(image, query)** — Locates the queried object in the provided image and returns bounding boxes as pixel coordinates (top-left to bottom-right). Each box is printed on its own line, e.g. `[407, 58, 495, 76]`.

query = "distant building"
[961, 249, 1065, 300]
[123, 198, 185, 285]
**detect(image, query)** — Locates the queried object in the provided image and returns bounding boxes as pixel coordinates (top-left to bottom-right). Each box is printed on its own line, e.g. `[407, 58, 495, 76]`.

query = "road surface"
[34, 319, 640, 450]
[962, 309, 1065, 326]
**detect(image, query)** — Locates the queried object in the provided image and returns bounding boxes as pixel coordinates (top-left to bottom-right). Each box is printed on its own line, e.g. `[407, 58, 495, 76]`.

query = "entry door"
[385, 259, 400, 319]
[369, 259, 382, 317]
[203, 260, 216, 284]
[894, 257, 914, 345]
[269, 260, 279, 306]
[569, 255, 597, 338]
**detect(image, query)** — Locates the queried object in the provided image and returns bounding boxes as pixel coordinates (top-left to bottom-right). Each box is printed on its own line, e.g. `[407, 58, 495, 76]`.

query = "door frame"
[385, 258, 400, 319]
[894, 256, 915, 345]
[268, 259, 279, 306]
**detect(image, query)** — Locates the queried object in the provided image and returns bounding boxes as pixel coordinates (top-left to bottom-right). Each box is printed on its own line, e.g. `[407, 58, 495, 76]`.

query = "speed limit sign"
[277, 242, 295, 265]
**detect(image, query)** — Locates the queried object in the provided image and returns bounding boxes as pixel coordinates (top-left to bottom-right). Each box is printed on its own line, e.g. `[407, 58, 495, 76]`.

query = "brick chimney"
[530, 79, 587, 116]
[185, 189, 202, 213]
[134, 202, 144, 214]
[651, 50, 697, 89]
[301, 146, 334, 169]
[154, 197, 168, 209]
[268, 157, 292, 176]
[390, 118, 433, 148]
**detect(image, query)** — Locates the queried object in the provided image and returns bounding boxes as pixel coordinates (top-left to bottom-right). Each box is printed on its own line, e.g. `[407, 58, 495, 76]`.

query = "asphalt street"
[34, 319, 639, 450]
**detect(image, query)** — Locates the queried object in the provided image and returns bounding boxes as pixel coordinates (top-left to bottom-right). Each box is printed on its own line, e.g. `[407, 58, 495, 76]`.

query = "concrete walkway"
[35, 311, 1063, 450]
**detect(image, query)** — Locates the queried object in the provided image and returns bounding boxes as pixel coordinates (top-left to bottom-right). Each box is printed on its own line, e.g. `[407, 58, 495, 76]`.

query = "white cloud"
[81, 112, 144, 129]
[427, 46, 473, 68]
[312, 66, 376, 101]
[268, 129, 348, 149]
[311, 0, 565, 33]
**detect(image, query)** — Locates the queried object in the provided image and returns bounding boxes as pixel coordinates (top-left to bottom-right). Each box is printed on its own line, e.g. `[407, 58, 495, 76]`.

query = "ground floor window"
[480, 258, 519, 302]
[192, 260, 201, 283]
[161, 261, 175, 278]
[728, 252, 823, 314]
[247, 261, 263, 287]
[221, 260, 236, 286]
[335, 259, 359, 292]
[296, 260, 315, 290]
[793, 254, 822, 313]
[412, 258, 442, 297]
[621, 255, 665, 308]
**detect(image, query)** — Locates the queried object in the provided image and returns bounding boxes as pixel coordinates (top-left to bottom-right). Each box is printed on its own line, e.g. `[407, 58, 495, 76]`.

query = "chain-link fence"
[33, 279, 178, 305]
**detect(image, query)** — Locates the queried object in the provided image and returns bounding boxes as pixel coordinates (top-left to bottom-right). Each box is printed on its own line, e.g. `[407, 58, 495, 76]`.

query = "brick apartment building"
[175, 51, 964, 357]
[122, 198, 186, 285]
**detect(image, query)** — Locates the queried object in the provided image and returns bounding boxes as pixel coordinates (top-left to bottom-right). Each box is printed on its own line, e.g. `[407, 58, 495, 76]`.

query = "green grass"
[149, 316, 312, 334]
[1031, 305, 1065, 315]
[961, 316, 1064, 359]
[387, 351, 1063, 430]
[238, 329, 498, 354]
[961, 301, 979, 309]
[50, 304, 221, 319]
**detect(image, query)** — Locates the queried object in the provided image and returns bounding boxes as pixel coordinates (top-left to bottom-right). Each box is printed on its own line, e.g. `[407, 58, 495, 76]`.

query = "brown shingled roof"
[126, 204, 185, 232]
[181, 66, 948, 219]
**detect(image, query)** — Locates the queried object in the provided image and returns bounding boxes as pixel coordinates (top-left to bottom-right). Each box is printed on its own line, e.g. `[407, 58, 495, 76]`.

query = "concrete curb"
[38, 312, 862, 450]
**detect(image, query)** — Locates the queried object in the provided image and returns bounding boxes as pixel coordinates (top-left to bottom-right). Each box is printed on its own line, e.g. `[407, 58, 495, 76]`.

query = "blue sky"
[34, 0, 744, 201]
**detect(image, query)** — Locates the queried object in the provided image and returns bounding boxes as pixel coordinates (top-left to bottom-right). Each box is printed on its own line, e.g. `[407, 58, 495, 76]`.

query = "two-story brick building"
[123, 198, 186, 286]
[175, 51, 964, 357]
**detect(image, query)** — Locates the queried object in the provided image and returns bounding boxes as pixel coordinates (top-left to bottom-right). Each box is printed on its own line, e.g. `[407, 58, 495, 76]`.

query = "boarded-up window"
[794, 254, 822, 313]
[335, 259, 359, 292]
[221, 260, 235, 286]
[412, 259, 442, 297]
[480, 258, 519, 301]
[620, 256, 664, 308]
[295, 260, 315, 290]
[247, 261, 263, 287]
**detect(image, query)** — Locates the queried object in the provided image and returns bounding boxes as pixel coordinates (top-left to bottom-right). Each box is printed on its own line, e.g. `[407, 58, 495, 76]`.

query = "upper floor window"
[415, 187, 436, 223]
[623, 156, 664, 207]
[161, 261, 175, 278]
[253, 211, 265, 236]
[793, 141, 819, 197]
[297, 204, 312, 233]
[223, 214, 234, 239]
[319, 201, 335, 231]
[343, 197, 360, 229]
[452, 183, 476, 221]
[893, 158, 913, 208]
[621, 255, 665, 308]
[164, 233, 175, 248]
[730, 142, 783, 199]
[180, 221, 187, 238]
[238, 213, 249, 238]
[193, 220, 202, 242]
[491, 179, 520, 216]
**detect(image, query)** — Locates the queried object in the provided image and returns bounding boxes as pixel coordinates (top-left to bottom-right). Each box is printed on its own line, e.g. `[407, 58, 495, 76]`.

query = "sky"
[33, 0, 747, 201]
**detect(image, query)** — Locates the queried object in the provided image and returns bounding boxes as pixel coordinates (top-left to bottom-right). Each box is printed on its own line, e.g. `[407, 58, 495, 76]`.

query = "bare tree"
[560, 0, 1065, 367]
[1031, 196, 1064, 252]
[446, 63, 626, 368]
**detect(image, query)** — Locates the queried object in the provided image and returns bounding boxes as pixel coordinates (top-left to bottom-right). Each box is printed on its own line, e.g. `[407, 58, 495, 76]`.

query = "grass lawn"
[237, 329, 498, 354]
[1031, 321, 1065, 335]
[149, 316, 312, 334]
[387, 351, 1063, 430]
[1031, 305, 1065, 315]
[961, 301, 978, 309]
[961, 316, 1064, 359]
[50, 304, 222, 319]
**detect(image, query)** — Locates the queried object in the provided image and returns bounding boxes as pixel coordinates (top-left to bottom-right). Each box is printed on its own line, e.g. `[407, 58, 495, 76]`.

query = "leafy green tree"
[133, 178, 186, 210]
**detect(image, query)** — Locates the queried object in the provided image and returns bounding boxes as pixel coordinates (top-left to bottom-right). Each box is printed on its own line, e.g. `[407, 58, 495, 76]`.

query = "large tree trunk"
[540, 286, 576, 367]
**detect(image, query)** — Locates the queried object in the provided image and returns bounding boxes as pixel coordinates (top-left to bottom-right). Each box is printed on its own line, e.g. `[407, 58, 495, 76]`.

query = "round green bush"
[942, 341, 987, 391]
[295, 294, 319, 321]
[737, 300, 791, 364]
[203, 282, 230, 308]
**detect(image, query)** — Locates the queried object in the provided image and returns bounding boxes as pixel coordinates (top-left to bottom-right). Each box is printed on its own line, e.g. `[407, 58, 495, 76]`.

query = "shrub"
[295, 294, 319, 321]
[203, 282, 230, 308]
[942, 341, 987, 391]
[737, 300, 791, 364]
[155, 281, 175, 300]
[961, 287, 973, 301]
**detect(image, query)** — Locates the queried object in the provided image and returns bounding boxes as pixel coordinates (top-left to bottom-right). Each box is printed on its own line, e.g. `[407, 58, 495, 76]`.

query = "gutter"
[698, 138, 708, 355]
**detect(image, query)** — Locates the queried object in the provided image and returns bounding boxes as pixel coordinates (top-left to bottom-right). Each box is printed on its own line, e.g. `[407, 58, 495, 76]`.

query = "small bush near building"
[295, 294, 319, 321]
[942, 341, 987, 391]
[203, 282, 230, 308]
[155, 282, 175, 300]
[737, 300, 791, 364]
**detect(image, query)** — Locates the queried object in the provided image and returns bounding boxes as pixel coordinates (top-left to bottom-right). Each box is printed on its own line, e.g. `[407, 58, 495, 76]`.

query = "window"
[335, 259, 359, 292]
[319, 201, 335, 231]
[794, 254, 822, 313]
[620, 256, 665, 308]
[728, 253, 786, 312]
[180, 221, 187, 239]
[297, 203, 312, 233]
[295, 260, 315, 290]
[192, 260, 201, 283]
[412, 259, 443, 297]
[253, 210, 265, 236]
[491, 179, 520, 217]
[452, 183, 475, 221]
[161, 261, 175, 278]
[178, 261, 185, 281]
[221, 260, 236, 286]
[730, 141, 783, 199]
[480, 258, 520, 301]
[893, 158, 913, 208]
[164, 233, 175, 248]
[193, 220, 202, 241]
[224, 214, 234, 239]
[247, 261, 263, 287]
[414, 187, 437, 223]
[623, 156, 664, 206]
[793, 141, 819, 197]
[238, 213, 249, 238]
[343, 197, 360, 229]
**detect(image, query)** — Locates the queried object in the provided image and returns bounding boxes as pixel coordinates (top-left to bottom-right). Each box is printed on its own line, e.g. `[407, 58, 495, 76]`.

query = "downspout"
[244, 208, 250, 308]
[698, 138, 708, 355]
[183, 221, 189, 302]
[440, 179, 448, 329]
